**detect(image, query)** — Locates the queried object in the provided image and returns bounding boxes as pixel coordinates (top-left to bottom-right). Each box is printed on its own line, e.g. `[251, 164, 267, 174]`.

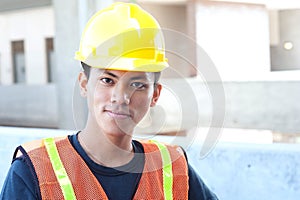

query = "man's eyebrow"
[103, 71, 118, 78]
[130, 76, 148, 81]
[102, 70, 149, 81]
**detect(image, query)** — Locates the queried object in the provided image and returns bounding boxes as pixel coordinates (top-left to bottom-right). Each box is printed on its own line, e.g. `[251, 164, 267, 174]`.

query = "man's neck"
[78, 126, 134, 167]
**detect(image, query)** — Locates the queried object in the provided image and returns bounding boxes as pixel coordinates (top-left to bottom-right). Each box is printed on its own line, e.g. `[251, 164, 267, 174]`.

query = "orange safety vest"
[21, 137, 189, 199]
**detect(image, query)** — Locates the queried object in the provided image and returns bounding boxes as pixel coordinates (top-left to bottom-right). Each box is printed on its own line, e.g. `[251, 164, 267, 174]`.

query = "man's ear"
[78, 71, 88, 97]
[150, 83, 162, 107]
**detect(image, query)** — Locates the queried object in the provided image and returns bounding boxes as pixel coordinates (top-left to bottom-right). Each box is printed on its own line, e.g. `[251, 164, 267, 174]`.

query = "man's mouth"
[105, 110, 131, 119]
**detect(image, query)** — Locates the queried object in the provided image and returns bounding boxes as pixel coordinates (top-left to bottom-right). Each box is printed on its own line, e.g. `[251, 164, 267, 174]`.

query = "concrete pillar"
[52, 0, 113, 129]
[52, 0, 81, 129]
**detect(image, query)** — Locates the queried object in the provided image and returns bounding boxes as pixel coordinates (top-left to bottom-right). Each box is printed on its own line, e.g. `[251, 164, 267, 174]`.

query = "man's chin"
[102, 125, 134, 136]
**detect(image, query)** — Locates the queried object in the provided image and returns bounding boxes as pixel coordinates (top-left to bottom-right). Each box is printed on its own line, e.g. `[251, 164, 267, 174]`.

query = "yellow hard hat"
[75, 2, 168, 72]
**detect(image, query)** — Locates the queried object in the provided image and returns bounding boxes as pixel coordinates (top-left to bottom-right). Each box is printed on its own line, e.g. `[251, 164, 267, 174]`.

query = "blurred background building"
[0, 0, 300, 135]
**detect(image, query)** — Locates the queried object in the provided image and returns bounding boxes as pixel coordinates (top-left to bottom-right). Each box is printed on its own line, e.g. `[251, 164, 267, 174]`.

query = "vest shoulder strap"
[134, 140, 189, 200]
[25, 136, 108, 200]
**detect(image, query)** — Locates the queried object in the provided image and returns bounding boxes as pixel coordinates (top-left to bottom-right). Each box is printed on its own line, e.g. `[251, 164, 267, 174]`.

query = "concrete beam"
[0, 84, 58, 128]
[0, 0, 51, 12]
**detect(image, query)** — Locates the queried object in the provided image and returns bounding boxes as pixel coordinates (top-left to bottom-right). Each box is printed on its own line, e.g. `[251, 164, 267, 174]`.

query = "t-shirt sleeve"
[188, 163, 219, 200]
[0, 157, 39, 200]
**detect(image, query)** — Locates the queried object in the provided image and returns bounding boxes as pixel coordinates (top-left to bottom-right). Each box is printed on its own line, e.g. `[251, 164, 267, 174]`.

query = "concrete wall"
[0, 84, 58, 128]
[0, 126, 299, 200]
[187, 140, 300, 200]
[151, 79, 300, 134]
[222, 81, 300, 133]
[0, 6, 54, 84]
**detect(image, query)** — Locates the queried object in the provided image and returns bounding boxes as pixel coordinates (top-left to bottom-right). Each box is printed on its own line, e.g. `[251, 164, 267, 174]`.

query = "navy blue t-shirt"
[0, 134, 218, 200]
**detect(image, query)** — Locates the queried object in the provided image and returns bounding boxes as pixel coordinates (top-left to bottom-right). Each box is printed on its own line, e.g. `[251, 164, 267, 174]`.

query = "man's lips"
[105, 110, 131, 119]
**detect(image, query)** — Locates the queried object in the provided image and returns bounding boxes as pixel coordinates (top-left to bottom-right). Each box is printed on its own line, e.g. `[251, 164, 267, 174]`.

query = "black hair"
[81, 62, 161, 85]
[81, 62, 91, 80]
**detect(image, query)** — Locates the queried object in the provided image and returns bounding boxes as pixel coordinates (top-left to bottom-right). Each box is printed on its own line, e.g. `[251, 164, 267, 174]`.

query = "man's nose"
[111, 83, 131, 105]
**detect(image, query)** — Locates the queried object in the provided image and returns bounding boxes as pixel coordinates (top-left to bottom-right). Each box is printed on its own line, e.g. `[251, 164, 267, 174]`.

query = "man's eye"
[100, 78, 114, 85]
[131, 82, 146, 89]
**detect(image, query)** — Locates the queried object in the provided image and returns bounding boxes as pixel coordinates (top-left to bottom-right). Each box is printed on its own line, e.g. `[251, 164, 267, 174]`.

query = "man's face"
[79, 68, 162, 136]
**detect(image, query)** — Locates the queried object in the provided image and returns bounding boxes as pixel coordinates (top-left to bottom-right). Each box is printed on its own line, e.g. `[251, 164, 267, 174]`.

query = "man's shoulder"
[15, 136, 69, 157]
[188, 164, 219, 200]
[0, 156, 39, 199]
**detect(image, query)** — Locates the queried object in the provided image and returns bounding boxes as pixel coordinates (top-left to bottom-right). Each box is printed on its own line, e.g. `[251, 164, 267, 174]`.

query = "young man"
[1, 3, 218, 200]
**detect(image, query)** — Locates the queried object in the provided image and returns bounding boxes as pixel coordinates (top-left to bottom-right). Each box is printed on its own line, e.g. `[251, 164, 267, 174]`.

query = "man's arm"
[188, 163, 219, 200]
[0, 157, 39, 200]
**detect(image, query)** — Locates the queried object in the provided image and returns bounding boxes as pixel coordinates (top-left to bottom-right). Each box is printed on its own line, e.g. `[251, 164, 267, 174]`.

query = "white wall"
[195, 1, 270, 81]
[0, 6, 54, 85]
[194, 1, 300, 81]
